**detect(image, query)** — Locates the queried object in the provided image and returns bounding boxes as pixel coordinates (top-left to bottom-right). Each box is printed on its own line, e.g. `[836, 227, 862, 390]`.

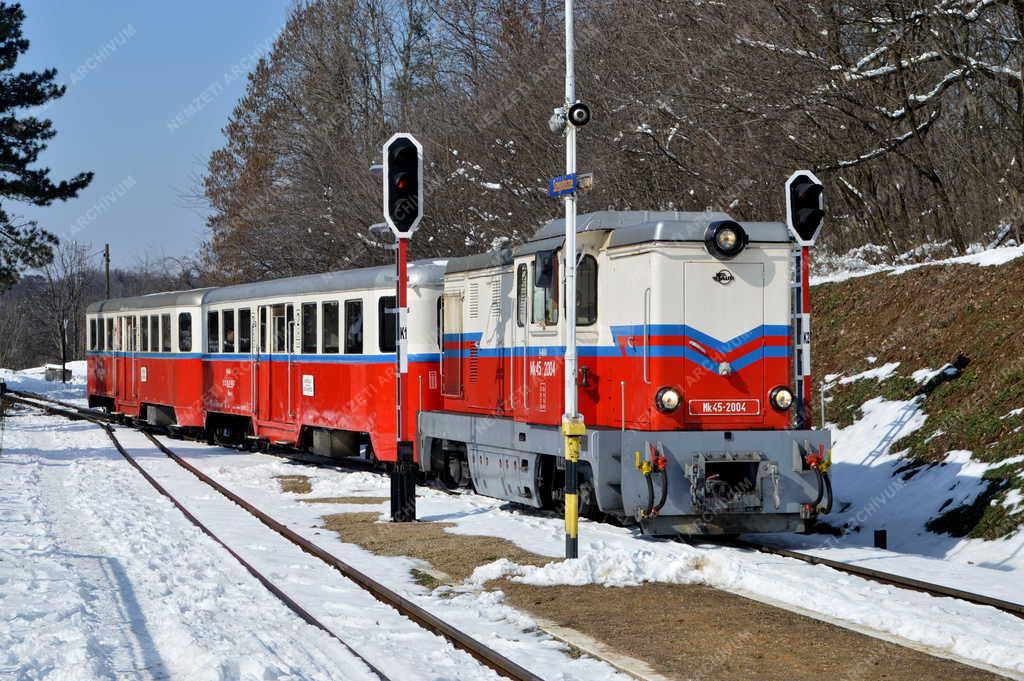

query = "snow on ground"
[811, 243, 1024, 285]
[178, 439, 1024, 677]
[6, 366, 1024, 678]
[1, 368, 626, 681]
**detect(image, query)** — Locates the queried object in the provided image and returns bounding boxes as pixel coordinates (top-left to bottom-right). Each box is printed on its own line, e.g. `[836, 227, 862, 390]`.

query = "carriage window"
[322, 302, 339, 353]
[127, 317, 137, 351]
[161, 314, 171, 352]
[238, 308, 251, 353]
[378, 296, 397, 353]
[344, 300, 363, 354]
[222, 309, 235, 353]
[577, 255, 598, 325]
[89, 319, 97, 351]
[140, 315, 150, 351]
[98, 318, 105, 351]
[259, 306, 267, 352]
[516, 264, 528, 327]
[532, 261, 559, 325]
[272, 304, 292, 353]
[301, 302, 317, 354]
[179, 313, 192, 352]
[207, 311, 220, 353]
[105, 318, 113, 351]
[150, 316, 159, 352]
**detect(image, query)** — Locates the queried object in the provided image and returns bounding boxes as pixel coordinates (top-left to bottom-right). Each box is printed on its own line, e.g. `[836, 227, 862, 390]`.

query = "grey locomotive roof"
[445, 249, 514, 274]
[87, 260, 446, 313]
[529, 210, 790, 247]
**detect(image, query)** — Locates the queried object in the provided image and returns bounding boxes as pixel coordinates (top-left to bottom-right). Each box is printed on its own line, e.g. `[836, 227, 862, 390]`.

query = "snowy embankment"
[811, 242, 1024, 285]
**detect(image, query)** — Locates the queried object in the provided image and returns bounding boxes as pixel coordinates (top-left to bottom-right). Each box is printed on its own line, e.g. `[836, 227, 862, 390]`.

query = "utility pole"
[103, 244, 111, 299]
[560, 0, 585, 560]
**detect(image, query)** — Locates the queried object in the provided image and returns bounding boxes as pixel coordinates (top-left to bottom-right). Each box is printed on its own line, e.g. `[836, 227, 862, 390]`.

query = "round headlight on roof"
[705, 220, 748, 260]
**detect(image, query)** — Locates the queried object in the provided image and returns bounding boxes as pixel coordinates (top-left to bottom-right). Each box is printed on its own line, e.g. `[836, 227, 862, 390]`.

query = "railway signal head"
[383, 133, 423, 238]
[785, 170, 825, 246]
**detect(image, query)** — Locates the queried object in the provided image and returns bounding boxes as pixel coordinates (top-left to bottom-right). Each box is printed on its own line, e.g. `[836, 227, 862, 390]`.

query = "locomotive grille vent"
[469, 284, 480, 319]
[469, 345, 479, 383]
[490, 280, 500, 317]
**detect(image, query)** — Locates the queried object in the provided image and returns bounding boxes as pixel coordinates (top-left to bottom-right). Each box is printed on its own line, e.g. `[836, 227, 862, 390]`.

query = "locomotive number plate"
[688, 399, 760, 416]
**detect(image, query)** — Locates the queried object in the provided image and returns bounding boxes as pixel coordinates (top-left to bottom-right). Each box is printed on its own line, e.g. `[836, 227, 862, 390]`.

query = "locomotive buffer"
[382, 133, 424, 522]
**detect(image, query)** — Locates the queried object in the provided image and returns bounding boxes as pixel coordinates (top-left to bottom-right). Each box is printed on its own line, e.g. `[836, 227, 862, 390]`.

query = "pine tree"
[0, 2, 92, 289]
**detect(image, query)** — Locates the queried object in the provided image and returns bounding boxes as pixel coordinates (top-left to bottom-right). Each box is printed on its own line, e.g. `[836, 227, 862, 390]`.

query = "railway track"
[1, 388, 543, 681]
[6, 386, 1024, 623]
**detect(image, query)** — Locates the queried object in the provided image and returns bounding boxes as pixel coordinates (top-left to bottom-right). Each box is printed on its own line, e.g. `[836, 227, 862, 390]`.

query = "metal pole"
[561, 0, 584, 559]
[103, 244, 110, 299]
[392, 236, 415, 522]
[801, 246, 813, 429]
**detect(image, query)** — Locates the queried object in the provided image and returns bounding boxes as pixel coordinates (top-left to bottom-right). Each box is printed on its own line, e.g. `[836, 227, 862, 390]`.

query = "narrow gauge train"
[86, 211, 832, 535]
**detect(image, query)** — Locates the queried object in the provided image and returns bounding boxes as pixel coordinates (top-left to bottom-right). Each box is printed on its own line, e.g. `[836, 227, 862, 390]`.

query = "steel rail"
[729, 539, 1024, 619]
[1, 393, 390, 681]
[5, 389, 543, 681]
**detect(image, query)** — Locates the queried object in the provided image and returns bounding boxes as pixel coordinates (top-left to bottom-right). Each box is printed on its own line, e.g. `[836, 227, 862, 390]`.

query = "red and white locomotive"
[87, 210, 831, 536]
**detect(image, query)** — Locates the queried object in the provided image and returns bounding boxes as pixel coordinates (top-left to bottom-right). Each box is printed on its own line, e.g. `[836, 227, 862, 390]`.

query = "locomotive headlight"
[770, 386, 794, 411]
[656, 387, 681, 413]
[705, 220, 748, 260]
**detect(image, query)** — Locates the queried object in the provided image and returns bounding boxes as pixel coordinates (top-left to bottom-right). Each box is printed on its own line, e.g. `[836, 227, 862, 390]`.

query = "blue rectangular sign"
[547, 173, 577, 198]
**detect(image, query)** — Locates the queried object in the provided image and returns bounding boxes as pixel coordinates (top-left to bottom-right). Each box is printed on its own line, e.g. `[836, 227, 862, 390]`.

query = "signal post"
[383, 133, 423, 522]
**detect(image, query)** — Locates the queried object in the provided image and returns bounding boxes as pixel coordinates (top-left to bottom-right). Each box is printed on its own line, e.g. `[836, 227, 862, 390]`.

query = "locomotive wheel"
[578, 479, 601, 520]
[442, 453, 469, 489]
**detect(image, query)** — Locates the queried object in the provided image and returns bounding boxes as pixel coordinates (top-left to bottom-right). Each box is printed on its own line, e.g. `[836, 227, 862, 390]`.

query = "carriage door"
[264, 303, 295, 424]
[116, 316, 137, 402]
[521, 252, 561, 422]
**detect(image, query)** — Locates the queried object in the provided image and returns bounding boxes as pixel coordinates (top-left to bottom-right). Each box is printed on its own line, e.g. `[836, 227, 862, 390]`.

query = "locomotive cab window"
[378, 296, 397, 353]
[301, 302, 317, 354]
[89, 319, 97, 351]
[322, 301, 339, 353]
[98, 318, 105, 351]
[532, 260, 558, 326]
[105, 318, 113, 351]
[238, 308, 251, 353]
[160, 314, 171, 352]
[207, 311, 220, 353]
[516, 264, 528, 327]
[576, 254, 598, 325]
[344, 300, 363, 354]
[178, 312, 192, 352]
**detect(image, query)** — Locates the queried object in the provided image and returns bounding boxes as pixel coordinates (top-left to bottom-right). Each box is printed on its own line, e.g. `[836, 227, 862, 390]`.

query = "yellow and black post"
[563, 416, 585, 558]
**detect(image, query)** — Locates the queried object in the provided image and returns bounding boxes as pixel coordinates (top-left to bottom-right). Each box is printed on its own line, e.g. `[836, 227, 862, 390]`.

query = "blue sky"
[16, 0, 291, 269]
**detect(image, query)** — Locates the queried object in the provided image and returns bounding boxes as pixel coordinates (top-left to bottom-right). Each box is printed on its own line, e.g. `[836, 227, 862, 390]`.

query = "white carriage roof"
[87, 260, 447, 313]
